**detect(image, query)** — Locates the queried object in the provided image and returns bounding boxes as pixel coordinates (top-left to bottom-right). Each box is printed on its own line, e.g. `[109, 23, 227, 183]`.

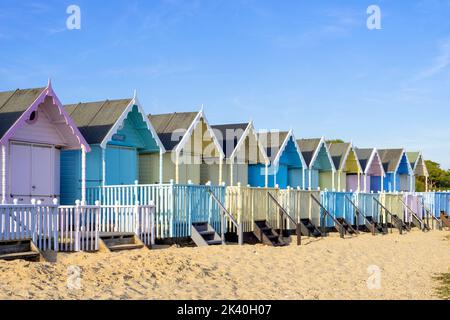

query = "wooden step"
[206, 240, 223, 246]
[0, 251, 40, 262]
[108, 243, 144, 252]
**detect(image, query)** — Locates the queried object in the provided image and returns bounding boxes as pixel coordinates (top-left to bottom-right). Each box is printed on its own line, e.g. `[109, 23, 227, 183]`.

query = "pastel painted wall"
[334, 171, 347, 192]
[61, 105, 160, 204]
[248, 164, 266, 187]
[370, 175, 384, 193]
[222, 162, 248, 187]
[265, 138, 305, 189]
[304, 169, 319, 190]
[319, 171, 334, 190]
[139, 152, 160, 184]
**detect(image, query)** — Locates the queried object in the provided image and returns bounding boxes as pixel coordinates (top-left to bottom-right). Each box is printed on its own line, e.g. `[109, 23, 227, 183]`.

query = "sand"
[0, 230, 449, 300]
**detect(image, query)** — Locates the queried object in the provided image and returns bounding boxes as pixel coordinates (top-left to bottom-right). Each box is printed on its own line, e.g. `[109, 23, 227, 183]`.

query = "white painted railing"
[0, 199, 156, 251]
[0, 199, 59, 251]
[97, 201, 155, 246]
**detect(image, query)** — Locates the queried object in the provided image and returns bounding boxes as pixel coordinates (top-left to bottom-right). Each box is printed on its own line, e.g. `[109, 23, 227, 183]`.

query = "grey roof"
[327, 143, 351, 170]
[211, 123, 249, 159]
[378, 149, 404, 173]
[407, 152, 428, 177]
[148, 112, 198, 151]
[0, 87, 46, 139]
[257, 131, 289, 162]
[297, 138, 322, 167]
[354, 148, 375, 172]
[65, 99, 132, 144]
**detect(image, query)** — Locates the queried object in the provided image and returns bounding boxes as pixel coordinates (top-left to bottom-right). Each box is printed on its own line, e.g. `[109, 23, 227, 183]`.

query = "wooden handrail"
[267, 192, 301, 245]
[373, 198, 404, 234]
[310, 194, 346, 238]
[422, 205, 441, 230]
[345, 195, 374, 235]
[208, 189, 243, 245]
[399, 198, 424, 230]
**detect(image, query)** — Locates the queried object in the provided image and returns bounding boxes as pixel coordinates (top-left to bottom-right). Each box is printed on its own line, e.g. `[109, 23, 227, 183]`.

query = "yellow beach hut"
[148, 110, 225, 185]
[327, 142, 363, 192]
[211, 122, 268, 187]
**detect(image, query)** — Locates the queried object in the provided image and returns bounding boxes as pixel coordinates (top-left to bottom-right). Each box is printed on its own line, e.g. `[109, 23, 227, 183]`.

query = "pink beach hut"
[354, 148, 385, 193]
[0, 82, 90, 205]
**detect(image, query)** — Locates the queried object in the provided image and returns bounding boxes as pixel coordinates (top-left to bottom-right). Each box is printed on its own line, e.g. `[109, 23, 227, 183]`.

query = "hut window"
[27, 111, 38, 124]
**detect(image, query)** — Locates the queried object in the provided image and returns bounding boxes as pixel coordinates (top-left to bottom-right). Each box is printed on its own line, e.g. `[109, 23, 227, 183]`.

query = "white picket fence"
[0, 200, 155, 251]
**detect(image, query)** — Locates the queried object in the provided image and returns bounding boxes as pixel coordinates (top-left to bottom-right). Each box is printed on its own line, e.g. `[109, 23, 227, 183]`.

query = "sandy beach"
[0, 230, 449, 300]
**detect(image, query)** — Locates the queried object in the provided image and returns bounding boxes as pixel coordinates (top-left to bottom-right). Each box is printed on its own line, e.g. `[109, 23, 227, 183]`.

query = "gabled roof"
[149, 110, 224, 158]
[212, 123, 249, 159]
[378, 149, 407, 173]
[354, 148, 385, 176]
[258, 131, 289, 162]
[0, 87, 47, 139]
[65, 93, 164, 151]
[297, 137, 335, 171]
[0, 82, 89, 151]
[149, 112, 198, 151]
[407, 151, 429, 177]
[257, 130, 306, 167]
[355, 148, 374, 173]
[65, 99, 132, 145]
[327, 142, 351, 171]
[296, 138, 321, 167]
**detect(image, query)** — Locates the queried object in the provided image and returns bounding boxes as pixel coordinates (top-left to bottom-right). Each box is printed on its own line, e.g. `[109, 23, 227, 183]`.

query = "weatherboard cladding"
[378, 149, 404, 173]
[149, 112, 198, 151]
[211, 123, 249, 159]
[0, 87, 46, 139]
[296, 138, 321, 167]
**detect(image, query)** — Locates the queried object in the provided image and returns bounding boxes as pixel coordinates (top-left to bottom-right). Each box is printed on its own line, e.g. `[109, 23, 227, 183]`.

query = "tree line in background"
[416, 160, 450, 192]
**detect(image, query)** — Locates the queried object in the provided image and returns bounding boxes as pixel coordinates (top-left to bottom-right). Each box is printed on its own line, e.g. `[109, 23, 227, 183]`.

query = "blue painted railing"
[320, 192, 354, 227]
[356, 193, 381, 222]
[420, 192, 450, 218]
[86, 183, 226, 239]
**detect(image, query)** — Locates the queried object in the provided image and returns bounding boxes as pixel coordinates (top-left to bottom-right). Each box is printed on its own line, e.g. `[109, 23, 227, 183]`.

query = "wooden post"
[159, 151, 163, 184]
[264, 163, 269, 188]
[74, 200, 81, 252]
[309, 170, 312, 191]
[332, 170, 335, 191]
[302, 167, 306, 190]
[363, 174, 367, 193]
[81, 145, 87, 205]
[101, 147, 106, 187]
[230, 160, 234, 187]
[337, 170, 341, 192]
[357, 172, 361, 193]
[219, 156, 223, 185]
[175, 153, 180, 184]
[1, 144, 6, 204]
[425, 176, 429, 192]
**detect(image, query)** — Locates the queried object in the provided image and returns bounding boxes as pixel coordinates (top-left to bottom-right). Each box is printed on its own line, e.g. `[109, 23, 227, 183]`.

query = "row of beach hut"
[0, 82, 430, 206]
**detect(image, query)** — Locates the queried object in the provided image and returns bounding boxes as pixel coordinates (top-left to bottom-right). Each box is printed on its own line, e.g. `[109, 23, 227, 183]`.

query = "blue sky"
[1, 0, 450, 168]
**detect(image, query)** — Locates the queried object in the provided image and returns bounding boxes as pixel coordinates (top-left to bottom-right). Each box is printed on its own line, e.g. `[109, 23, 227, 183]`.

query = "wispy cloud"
[415, 38, 450, 80]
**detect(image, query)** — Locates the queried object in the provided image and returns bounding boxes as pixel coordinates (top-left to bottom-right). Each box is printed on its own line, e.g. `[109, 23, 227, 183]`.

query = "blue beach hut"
[254, 130, 307, 189]
[378, 149, 414, 192]
[60, 93, 164, 204]
[297, 137, 336, 191]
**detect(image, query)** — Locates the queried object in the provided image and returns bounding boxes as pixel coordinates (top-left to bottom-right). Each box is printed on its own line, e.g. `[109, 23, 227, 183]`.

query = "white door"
[10, 143, 32, 203]
[31, 145, 53, 199]
[10, 143, 55, 204]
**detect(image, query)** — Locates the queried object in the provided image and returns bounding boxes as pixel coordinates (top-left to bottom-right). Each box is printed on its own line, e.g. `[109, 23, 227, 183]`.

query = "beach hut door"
[10, 143, 54, 204]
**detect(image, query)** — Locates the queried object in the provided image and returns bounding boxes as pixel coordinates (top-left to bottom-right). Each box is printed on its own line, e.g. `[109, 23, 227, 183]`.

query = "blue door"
[106, 147, 137, 185]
